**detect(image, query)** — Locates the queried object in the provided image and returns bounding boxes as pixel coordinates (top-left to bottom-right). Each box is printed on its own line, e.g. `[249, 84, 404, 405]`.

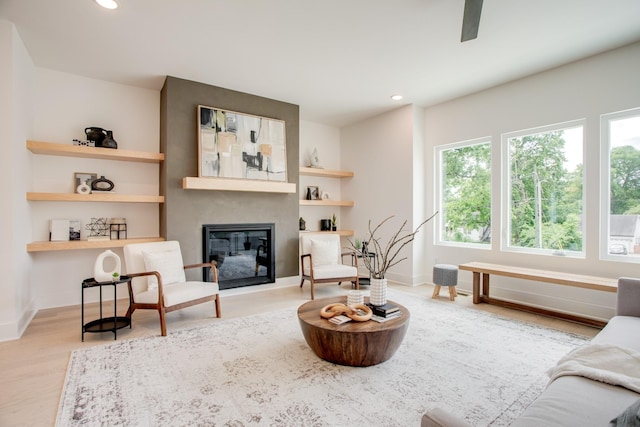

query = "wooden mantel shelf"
[182, 177, 296, 193]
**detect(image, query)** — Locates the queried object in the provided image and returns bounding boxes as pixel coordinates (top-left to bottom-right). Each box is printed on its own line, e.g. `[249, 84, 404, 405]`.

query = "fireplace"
[202, 223, 275, 290]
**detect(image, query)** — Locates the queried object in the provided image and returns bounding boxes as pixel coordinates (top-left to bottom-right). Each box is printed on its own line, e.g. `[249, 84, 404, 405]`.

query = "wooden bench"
[458, 262, 617, 328]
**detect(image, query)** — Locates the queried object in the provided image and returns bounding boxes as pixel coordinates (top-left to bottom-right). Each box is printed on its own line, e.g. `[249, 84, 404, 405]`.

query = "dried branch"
[348, 212, 438, 279]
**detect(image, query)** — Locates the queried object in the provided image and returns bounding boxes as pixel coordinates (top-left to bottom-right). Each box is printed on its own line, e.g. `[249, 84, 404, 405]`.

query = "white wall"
[298, 120, 342, 232]
[28, 69, 160, 311]
[341, 105, 420, 285]
[0, 20, 36, 341]
[423, 41, 640, 321]
[6, 26, 638, 339]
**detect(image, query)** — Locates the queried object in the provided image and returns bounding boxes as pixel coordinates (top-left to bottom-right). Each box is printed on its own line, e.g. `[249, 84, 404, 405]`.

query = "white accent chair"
[299, 233, 359, 300]
[123, 240, 221, 336]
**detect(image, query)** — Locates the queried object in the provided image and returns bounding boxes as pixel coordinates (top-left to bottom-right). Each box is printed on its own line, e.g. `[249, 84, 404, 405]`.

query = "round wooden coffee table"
[297, 296, 410, 367]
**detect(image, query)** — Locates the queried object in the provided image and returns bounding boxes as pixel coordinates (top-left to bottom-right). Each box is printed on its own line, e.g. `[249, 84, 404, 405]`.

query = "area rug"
[56, 289, 589, 426]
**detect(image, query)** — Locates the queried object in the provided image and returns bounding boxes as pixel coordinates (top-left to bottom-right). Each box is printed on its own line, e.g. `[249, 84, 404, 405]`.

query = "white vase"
[369, 278, 387, 306]
[94, 249, 121, 282]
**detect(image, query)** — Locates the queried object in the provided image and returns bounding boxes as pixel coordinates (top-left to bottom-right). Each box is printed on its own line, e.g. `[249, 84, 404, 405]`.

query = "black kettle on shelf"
[85, 127, 118, 149]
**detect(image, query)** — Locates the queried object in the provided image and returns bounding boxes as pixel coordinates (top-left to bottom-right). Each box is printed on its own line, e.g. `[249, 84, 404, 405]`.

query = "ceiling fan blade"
[461, 0, 483, 42]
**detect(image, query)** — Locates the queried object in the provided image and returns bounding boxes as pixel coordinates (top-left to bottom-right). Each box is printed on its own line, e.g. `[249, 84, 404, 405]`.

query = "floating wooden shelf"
[300, 230, 354, 237]
[27, 139, 165, 254]
[299, 200, 354, 207]
[299, 167, 354, 178]
[183, 177, 296, 193]
[27, 192, 165, 203]
[27, 140, 165, 163]
[27, 237, 166, 253]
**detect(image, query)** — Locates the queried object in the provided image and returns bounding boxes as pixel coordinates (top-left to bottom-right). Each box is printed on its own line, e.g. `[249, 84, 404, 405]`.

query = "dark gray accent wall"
[160, 76, 300, 280]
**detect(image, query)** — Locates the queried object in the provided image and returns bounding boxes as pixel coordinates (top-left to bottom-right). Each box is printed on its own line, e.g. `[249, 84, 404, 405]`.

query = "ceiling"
[2, 0, 640, 128]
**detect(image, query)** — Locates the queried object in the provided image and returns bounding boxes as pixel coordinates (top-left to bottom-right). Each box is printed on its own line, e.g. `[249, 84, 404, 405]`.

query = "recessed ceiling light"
[95, 0, 118, 9]
[390, 95, 403, 101]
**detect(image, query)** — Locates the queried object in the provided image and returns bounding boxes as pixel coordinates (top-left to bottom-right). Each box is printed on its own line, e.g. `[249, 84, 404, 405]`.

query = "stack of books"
[367, 302, 401, 322]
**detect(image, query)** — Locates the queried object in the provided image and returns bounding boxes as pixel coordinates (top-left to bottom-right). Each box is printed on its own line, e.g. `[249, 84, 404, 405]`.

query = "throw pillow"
[142, 248, 186, 289]
[310, 239, 339, 267]
[610, 399, 640, 427]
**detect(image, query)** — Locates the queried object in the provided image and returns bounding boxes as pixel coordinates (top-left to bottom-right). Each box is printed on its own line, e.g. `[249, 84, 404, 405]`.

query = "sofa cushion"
[513, 315, 640, 427]
[512, 375, 639, 427]
[593, 316, 640, 353]
[421, 407, 471, 427]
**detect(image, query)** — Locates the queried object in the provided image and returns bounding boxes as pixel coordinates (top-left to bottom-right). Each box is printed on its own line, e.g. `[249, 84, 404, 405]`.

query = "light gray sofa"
[422, 277, 640, 427]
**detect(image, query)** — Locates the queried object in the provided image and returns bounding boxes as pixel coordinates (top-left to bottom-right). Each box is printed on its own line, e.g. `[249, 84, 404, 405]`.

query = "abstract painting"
[198, 105, 287, 181]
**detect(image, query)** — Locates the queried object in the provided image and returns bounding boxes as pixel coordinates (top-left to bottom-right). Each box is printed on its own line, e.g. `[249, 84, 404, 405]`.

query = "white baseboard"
[0, 299, 37, 342]
[456, 281, 615, 322]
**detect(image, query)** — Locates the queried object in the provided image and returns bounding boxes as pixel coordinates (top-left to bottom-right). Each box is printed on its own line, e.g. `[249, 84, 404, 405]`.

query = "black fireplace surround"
[202, 223, 275, 290]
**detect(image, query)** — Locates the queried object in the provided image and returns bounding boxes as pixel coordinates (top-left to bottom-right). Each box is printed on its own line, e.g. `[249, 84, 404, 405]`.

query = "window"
[435, 138, 491, 247]
[601, 108, 640, 263]
[502, 120, 585, 255]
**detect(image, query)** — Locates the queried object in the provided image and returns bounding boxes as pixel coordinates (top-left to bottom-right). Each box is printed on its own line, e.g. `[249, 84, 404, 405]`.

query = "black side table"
[81, 276, 132, 341]
[351, 251, 376, 286]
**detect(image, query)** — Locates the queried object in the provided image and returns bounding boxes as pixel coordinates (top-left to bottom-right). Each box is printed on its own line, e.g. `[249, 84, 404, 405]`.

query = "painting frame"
[307, 186, 320, 200]
[197, 105, 287, 182]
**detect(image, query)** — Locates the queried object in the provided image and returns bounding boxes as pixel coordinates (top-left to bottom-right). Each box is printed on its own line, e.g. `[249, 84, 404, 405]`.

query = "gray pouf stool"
[432, 264, 458, 301]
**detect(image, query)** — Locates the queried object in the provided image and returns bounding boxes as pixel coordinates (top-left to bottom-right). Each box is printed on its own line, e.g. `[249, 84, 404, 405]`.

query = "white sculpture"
[309, 148, 321, 168]
[94, 249, 122, 282]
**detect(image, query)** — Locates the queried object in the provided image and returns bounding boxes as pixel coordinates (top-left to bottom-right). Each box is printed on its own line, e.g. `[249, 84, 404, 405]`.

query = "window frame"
[600, 107, 640, 264]
[501, 119, 586, 257]
[434, 137, 492, 249]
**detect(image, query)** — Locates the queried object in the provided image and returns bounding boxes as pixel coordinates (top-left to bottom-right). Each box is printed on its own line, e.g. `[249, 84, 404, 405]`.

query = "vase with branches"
[349, 213, 438, 279]
[349, 213, 437, 305]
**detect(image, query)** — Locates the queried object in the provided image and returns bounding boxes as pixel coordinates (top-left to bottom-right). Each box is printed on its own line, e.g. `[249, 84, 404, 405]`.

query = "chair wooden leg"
[432, 285, 441, 299]
[310, 282, 315, 300]
[214, 294, 221, 318]
[159, 307, 167, 336]
[448, 286, 456, 301]
[300, 277, 305, 287]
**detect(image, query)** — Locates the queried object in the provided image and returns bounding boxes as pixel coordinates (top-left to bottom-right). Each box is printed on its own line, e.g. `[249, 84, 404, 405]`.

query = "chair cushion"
[304, 264, 357, 280]
[142, 247, 186, 289]
[134, 281, 219, 307]
[310, 238, 339, 266]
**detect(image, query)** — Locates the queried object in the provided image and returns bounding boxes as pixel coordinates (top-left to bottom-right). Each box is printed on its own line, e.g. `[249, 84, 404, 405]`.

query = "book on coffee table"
[367, 302, 400, 317]
[370, 311, 402, 323]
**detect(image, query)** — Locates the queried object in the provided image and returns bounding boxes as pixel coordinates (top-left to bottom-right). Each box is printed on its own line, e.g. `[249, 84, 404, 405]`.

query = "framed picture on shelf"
[69, 219, 81, 241]
[74, 172, 97, 193]
[306, 186, 319, 200]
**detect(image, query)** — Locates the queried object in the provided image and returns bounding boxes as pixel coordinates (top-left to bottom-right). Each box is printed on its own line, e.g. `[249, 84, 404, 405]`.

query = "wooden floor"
[0, 282, 600, 426]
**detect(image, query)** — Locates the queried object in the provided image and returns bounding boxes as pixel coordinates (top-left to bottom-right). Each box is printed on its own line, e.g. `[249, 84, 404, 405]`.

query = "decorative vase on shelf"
[370, 278, 387, 306]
